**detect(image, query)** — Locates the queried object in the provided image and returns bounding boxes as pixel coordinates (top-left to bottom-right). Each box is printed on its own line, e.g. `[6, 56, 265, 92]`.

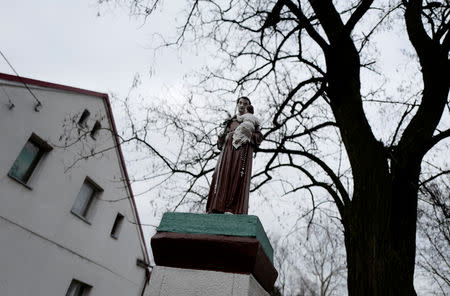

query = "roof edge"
[0, 72, 108, 98]
[103, 95, 151, 264]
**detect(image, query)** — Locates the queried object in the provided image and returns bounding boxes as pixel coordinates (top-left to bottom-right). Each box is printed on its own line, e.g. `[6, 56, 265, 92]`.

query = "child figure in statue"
[232, 105, 260, 149]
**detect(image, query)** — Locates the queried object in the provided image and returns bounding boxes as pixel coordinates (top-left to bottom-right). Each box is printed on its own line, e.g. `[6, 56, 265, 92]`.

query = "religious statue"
[206, 96, 263, 214]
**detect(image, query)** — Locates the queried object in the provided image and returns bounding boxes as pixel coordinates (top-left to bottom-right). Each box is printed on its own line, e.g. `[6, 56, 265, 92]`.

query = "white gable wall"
[0, 78, 149, 296]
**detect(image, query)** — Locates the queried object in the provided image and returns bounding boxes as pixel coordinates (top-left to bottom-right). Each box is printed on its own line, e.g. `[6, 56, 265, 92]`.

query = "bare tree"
[416, 180, 450, 294]
[272, 218, 346, 296]
[300, 224, 346, 296]
[99, 0, 449, 295]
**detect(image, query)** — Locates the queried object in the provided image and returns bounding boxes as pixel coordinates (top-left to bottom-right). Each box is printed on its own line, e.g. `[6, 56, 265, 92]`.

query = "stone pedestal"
[147, 266, 269, 296]
[149, 212, 278, 296]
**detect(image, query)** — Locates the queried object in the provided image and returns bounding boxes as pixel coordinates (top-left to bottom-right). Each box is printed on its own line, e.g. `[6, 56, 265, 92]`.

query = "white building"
[0, 73, 151, 296]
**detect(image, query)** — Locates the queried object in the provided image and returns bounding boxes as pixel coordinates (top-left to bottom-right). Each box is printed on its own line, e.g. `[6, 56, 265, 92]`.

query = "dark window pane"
[66, 280, 91, 296]
[110, 213, 124, 238]
[78, 109, 90, 126]
[72, 182, 95, 218]
[90, 121, 101, 139]
[9, 140, 42, 183]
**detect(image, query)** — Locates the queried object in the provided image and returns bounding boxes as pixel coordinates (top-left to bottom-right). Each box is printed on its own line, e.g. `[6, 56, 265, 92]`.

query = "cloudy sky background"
[0, 0, 307, 229]
[0, 0, 206, 97]
[0, 3, 203, 210]
[0, 0, 410, 256]
[2, 1, 444, 293]
[0, 0, 287, 262]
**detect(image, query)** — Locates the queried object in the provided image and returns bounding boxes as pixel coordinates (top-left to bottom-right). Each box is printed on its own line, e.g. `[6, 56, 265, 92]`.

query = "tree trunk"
[323, 27, 420, 296]
[328, 52, 419, 295]
[343, 173, 419, 296]
[302, 2, 447, 294]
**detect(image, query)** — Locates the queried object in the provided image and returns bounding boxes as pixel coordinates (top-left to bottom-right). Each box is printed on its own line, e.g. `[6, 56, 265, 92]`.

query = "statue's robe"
[206, 117, 263, 214]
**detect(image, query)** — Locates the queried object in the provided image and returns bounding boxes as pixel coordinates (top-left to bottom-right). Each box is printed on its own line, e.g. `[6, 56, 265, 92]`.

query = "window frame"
[7, 133, 52, 188]
[65, 279, 92, 296]
[71, 177, 103, 223]
[77, 109, 90, 128]
[110, 213, 125, 239]
[90, 120, 101, 139]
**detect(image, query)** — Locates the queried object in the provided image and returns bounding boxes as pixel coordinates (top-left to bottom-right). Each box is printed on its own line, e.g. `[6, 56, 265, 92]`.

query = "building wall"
[0, 78, 148, 295]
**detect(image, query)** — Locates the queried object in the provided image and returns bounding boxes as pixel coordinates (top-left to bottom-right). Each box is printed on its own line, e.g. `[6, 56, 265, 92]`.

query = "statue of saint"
[206, 96, 263, 214]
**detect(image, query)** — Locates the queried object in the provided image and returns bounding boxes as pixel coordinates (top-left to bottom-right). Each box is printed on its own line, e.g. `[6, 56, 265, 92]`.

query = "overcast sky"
[0, 0, 211, 254]
[0, 0, 204, 97]
[3, 3, 446, 292]
[0, 0, 324, 266]
[0, 0, 316, 270]
[1, 0, 286, 264]
[0, 0, 411, 244]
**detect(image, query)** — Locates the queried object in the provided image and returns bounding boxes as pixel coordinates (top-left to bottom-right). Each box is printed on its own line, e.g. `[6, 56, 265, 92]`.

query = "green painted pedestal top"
[157, 212, 274, 262]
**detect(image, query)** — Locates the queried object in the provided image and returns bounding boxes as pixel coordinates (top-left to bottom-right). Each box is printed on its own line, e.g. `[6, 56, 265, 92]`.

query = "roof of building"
[0, 72, 150, 264]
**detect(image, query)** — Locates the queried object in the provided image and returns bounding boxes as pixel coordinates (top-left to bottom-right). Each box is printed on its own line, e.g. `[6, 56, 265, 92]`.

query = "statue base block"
[149, 212, 278, 295]
[148, 266, 269, 296]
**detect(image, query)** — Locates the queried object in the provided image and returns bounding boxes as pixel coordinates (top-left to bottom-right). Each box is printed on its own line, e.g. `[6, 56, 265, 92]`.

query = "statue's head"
[237, 96, 252, 115]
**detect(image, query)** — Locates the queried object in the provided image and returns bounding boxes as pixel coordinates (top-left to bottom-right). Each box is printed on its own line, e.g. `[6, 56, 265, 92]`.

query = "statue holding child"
[206, 96, 263, 214]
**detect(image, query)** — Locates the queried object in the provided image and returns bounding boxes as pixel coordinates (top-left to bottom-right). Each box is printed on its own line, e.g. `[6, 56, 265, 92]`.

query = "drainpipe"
[137, 258, 153, 296]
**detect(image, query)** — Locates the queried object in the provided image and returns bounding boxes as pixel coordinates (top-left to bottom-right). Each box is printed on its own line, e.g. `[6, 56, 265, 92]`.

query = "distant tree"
[416, 180, 450, 294]
[300, 224, 346, 296]
[273, 218, 346, 296]
[101, 0, 449, 295]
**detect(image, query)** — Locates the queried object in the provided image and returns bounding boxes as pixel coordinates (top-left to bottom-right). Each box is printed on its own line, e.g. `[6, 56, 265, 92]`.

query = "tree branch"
[284, 0, 330, 49]
[345, 0, 374, 33]
[258, 147, 350, 206]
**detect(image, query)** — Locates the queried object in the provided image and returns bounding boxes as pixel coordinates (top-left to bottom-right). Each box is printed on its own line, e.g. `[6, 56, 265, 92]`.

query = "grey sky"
[0, 0, 208, 260]
[0, 0, 414, 247]
[0, 0, 203, 97]
[0, 0, 296, 266]
[2, 1, 446, 293]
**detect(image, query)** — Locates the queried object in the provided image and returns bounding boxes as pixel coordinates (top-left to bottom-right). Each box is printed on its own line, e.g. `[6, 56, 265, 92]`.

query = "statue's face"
[237, 98, 250, 115]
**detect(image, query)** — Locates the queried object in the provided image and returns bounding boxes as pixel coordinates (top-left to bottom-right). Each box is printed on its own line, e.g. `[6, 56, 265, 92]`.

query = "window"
[90, 121, 101, 139]
[71, 178, 103, 221]
[78, 109, 90, 127]
[8, 133, 52, 185]
[110, 213, 124, 239]
[65, 279, 91, 296]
